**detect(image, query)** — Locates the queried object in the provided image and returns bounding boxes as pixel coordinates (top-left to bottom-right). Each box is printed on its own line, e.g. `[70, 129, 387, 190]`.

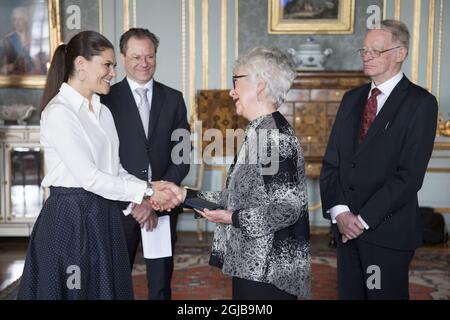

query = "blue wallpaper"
[238, 0, 383, 71]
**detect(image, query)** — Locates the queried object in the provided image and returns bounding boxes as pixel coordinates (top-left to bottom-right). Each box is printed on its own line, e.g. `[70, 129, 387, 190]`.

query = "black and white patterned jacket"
[192, 111, 311, 298]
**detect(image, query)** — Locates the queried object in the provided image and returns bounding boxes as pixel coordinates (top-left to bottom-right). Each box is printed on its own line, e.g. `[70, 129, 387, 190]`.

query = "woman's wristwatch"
[143, 182, 154, 198]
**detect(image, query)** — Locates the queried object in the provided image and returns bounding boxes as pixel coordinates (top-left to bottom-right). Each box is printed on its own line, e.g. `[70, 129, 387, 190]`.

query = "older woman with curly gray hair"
[197, 46, 311, 300]
[159, 46, 311, 299]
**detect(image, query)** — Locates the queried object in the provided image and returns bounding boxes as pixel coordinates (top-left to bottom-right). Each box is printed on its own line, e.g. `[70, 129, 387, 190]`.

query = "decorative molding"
[235, 0, 238, 59]
[268, 0, 354, 34]
[205, 165, 227, 171]
[0, 76, 47, 89]
[99, 0, 103, 33]
[394, 0, 401, 20]
[426, 168, 450, 173]
[436, 0, 443, 107]
[308, 203, 322, 211]
[221, 0, 227, 89]
[123, 0, 129, 32]
[411, 0, 421, 84]
[182, 0, 187, 100]
[434, 141, 450, 150]
[427, 0, 435, 91]
[202, 0, 209, 89]
[189, 0, 196, 124]
[436, 0, 445, 136]
[49, 0, 61, 52]
[132, 0, 136, 28]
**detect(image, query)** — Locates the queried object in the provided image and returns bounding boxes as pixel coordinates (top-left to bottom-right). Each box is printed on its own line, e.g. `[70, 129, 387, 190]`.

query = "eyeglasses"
[232, 74, 248, 89]
[356, 46, 402, 58]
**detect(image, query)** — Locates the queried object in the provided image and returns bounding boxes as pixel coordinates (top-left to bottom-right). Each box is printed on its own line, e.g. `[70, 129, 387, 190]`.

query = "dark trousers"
[121, 213, 176, 300]
[336, 236, 415, 300]
[232, 277, 297, 300]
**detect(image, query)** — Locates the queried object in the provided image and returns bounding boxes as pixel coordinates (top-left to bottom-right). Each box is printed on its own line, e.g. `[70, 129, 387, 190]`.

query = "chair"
[180, 159, 205, 241]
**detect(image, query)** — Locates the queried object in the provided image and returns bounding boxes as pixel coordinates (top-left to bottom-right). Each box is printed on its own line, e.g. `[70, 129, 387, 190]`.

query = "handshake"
[131, 181, 188, 231]
[145, 181, 187, 212]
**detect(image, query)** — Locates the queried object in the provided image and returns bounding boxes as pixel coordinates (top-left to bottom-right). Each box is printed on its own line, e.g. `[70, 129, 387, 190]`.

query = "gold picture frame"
[268, 0, 355, 34]
[0, 0, 61, 88]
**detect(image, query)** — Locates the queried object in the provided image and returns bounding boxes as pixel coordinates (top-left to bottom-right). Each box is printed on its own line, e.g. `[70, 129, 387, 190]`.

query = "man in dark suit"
[320, 20, 438, 299]
[101, 28, 190, 300]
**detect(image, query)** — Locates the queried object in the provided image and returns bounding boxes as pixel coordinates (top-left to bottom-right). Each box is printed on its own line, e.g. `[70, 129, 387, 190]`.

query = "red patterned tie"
[359, 87, 382, 143]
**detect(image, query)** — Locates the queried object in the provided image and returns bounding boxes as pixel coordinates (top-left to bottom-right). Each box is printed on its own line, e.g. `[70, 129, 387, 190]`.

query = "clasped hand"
[131, 180, 187, 230]
[130, 201, 158, 231]
[335, 211, 365, 243]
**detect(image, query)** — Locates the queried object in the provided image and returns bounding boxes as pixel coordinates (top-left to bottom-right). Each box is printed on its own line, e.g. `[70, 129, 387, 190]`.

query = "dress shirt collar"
[371, 71, 404, 97]
[126, 77, 154, 94]
[59, 82, 102, 117]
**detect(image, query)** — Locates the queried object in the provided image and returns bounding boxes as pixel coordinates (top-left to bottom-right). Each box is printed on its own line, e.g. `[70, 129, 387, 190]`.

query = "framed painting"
[268, 0, 355, 34]
[0, 0, 61, 88]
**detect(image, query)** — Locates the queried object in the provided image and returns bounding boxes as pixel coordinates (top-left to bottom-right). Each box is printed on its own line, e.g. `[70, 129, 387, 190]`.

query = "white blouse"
[40, 82, 146, 204]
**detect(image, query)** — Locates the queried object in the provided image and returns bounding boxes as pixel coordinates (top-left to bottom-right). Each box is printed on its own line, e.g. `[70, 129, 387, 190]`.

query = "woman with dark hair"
[17, 31, 180, 299]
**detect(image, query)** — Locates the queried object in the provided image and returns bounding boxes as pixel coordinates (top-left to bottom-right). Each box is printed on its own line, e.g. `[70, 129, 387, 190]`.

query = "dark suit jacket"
[101, 78, 190, 217]
[320, 76, 438, 250]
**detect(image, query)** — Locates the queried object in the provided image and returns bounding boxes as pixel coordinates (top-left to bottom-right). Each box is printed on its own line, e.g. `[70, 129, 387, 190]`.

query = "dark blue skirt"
[17, 187, 134, 300]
